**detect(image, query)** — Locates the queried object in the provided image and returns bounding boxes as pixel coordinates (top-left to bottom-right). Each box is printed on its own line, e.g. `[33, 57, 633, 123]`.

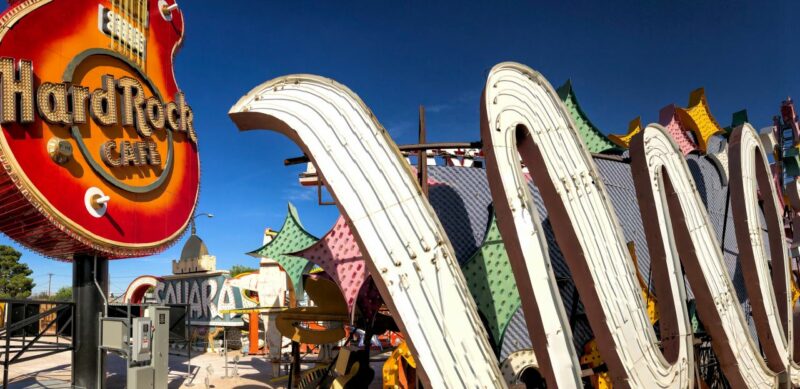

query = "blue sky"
[5, 1, 798, 296]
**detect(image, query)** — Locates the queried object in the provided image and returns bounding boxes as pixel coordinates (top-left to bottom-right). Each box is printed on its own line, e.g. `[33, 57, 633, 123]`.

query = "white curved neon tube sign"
[229, 75, 505, 388]
[229, 63, 798, 388]
[483, 63, 795, 387]
[728, 124, 798, 385]
[630, 124, 775, 387]
[482, 62, 693, 388]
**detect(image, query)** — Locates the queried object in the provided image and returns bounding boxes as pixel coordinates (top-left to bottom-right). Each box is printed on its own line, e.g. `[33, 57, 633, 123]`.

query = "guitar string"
[111, 0, 116, 53]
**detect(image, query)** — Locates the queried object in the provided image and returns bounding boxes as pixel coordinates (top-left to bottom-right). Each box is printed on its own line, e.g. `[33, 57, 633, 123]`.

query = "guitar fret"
[101, 0, 147, 65]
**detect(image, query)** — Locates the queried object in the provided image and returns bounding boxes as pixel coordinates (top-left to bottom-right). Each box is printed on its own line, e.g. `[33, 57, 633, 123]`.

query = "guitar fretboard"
[100, 0, 148, 68]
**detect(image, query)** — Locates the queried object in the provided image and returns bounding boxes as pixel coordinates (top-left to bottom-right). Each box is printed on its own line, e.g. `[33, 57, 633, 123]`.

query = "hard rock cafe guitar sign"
[0, 0, 199, 259]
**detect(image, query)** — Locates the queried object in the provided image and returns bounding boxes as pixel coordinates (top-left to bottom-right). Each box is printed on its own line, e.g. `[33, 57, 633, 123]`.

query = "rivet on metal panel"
[413, 263, 423, 280]
[405, 242, 417, 259]
[389, 250, 401, 266]
[400, 274, 410, 289]
[421, 240, 430, 252]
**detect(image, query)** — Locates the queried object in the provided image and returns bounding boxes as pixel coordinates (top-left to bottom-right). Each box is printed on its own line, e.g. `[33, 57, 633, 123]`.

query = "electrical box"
[100, 318, 127, 350]
[127, 365, 154, 389]
[146, 306, 170, 389]
[100, 305, 171, 388]
[131, 317, 152, 363]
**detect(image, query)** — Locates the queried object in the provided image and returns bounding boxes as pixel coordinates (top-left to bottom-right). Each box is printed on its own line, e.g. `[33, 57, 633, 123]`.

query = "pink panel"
[659, 104, 699, 156]
[295, 174, 444, 316]
[294, 216, 368, 313]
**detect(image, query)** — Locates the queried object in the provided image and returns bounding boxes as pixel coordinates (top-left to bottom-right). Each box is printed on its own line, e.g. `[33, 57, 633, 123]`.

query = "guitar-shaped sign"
[0, 0, 199, 259]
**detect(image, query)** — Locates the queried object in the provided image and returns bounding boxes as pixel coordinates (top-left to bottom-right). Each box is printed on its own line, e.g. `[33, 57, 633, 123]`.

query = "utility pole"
[47, 273, 53, 297]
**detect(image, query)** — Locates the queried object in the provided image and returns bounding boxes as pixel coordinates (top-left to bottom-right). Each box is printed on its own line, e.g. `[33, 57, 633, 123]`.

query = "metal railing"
[0, 299, 75, 388]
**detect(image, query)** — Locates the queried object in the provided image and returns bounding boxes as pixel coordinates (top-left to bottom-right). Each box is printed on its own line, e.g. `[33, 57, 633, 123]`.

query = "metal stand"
[223, 329, 228, 378]
[288, 341, 300, 389]
[72, 255, 108, 389]
[186, 324, 194, 387]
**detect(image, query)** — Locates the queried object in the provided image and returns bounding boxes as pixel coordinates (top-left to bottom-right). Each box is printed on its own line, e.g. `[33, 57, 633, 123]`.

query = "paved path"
[5, 349, 387, 388]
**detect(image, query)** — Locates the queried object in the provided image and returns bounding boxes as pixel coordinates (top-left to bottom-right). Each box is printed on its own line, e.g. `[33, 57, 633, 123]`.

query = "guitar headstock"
[96, 0, 184, 71]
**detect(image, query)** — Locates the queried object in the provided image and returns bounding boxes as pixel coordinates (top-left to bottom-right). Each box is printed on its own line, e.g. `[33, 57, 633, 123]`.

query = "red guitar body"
[0, 0, 199, 259]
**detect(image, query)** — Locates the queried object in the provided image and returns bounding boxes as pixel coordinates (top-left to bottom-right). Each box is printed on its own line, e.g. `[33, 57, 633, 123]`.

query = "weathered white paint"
[481, 64, 584, 388]
[483, 62, 692, 388]
[729, 123, 798, 385]
[229, 75, 505, 388]
[227, 62, 800, 388]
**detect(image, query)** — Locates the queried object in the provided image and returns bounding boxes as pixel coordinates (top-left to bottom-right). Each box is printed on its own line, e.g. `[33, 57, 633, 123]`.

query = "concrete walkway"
[5, 349, 387, 388]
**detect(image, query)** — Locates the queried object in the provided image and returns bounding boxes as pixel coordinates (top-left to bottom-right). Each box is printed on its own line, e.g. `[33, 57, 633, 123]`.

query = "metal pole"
[47, 273, 53, 298]
[72, 254, 108, 389]
[93, 257, 107, 389]
[720, 188, 731, 252]
[248, 312, 259, 355]
[3, 303, 11, 389]
[288, 341, 300, 389]
[186, 305, 193, 386]
[223, 329, 228, 378]
[418, 105, 428, 197]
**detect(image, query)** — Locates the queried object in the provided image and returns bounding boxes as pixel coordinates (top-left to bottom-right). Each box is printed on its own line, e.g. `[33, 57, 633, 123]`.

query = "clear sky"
[5, 1, 798, 296]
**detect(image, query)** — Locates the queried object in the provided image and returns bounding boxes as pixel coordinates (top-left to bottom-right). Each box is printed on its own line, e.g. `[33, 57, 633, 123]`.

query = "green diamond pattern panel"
[248, 203, 318, 296]
[557, 80, 617, 154]
[462, 213, 521, 351]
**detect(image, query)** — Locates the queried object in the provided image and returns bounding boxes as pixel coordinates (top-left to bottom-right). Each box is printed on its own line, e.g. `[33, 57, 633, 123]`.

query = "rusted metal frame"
[284, 141, 484, 166]
[418, 106, 428, 197]
[317, 178, 336, 206]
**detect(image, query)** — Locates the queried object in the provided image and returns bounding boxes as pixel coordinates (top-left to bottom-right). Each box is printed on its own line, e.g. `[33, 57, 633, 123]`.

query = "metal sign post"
[72, 255, 108, 389]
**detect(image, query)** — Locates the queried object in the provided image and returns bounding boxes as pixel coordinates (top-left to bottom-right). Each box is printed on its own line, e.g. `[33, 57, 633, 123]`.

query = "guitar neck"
[100, 0, 149, 66]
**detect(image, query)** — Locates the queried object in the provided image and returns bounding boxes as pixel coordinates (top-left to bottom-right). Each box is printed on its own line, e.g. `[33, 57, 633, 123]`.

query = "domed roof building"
[173, 234, 217, 274]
